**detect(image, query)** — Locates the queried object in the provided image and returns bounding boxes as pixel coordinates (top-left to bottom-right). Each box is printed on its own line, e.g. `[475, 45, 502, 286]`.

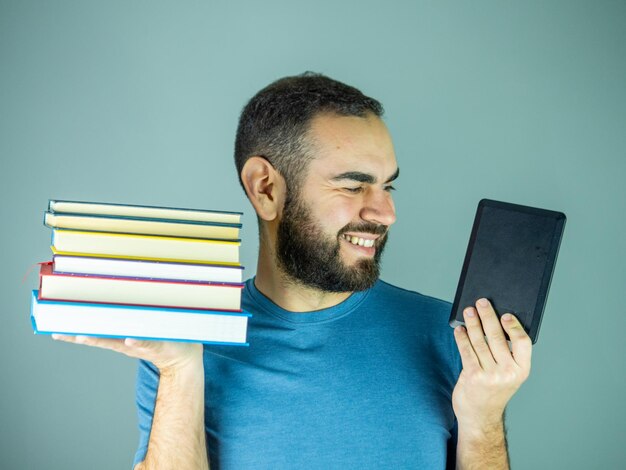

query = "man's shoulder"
[372, 280, 460, 367]
[373, 279, 452, 313]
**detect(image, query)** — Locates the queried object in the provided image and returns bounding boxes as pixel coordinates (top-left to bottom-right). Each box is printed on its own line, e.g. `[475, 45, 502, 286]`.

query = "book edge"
[32, 291, 251, 316]
[45, 211, 242, 228]
[49, 199, 244, 216]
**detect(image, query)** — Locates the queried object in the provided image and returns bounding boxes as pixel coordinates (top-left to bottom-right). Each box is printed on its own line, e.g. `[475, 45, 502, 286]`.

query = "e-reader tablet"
[449, 199, 566, 344]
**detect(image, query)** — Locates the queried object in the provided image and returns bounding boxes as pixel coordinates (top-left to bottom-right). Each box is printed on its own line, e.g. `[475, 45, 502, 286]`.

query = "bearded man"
[56, 73, 532, 470]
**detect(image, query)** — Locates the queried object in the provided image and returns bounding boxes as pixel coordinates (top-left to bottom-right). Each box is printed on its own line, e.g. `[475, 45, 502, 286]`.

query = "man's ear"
[241, 156, 286, 221]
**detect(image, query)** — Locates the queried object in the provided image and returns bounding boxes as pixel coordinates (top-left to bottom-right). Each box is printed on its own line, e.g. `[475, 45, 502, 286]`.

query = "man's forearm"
[135, 359, 209, 470]
[456, 417, 509, 470]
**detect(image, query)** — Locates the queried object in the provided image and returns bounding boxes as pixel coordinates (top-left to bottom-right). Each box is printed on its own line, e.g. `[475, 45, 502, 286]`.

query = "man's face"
[275, 113, 398, 292]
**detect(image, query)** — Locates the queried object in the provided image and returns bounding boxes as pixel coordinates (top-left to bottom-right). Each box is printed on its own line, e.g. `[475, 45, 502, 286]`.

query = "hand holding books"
[51, 333, 204, 373]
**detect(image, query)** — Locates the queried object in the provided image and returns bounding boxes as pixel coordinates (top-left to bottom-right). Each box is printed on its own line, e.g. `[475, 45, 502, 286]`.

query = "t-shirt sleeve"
[133, 359, 160, 468]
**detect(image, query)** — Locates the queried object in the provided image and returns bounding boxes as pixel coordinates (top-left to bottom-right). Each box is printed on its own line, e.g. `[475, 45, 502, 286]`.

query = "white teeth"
[342, 234, 376, 248]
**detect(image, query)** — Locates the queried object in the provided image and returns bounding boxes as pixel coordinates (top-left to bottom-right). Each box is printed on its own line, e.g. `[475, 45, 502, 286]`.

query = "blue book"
[30, 291, 250, 345]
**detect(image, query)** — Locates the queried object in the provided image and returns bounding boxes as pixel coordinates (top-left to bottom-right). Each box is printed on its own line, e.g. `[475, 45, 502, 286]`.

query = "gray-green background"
[1, 1, 624, 468]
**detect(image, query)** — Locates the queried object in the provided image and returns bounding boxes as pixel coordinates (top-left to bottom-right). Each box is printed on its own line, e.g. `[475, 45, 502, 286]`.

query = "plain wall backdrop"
[1, 1, 624, 468]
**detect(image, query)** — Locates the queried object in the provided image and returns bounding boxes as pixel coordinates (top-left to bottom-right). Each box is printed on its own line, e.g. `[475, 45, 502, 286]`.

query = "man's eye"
[384, 185, 396, 192]
[344, 187, 363, 193]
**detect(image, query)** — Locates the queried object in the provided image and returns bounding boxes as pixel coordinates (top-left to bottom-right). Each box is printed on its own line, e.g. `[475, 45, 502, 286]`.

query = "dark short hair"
[234, 72, 384, 195]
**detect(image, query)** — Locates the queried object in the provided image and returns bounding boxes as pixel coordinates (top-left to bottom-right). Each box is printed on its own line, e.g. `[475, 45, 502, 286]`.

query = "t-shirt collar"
[244, 276, 371, 324]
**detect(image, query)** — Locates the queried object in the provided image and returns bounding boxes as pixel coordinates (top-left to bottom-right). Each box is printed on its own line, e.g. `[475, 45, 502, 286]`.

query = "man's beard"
[275, 192, 389, 293]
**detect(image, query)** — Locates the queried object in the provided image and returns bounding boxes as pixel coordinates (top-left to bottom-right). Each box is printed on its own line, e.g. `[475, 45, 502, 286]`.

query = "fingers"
[462, 305, 496, 369]
[125, 337, 153, 349]
[53, 334, 124, 348]
[52, 334, 146, 358]
[124, 338, 164, 357]
[453, 324, 482, 373]
[501, 313, 533, 371]
[473, 298, 514, 364]
[50, 334, 76, 342]
[458, 298, 533, 371]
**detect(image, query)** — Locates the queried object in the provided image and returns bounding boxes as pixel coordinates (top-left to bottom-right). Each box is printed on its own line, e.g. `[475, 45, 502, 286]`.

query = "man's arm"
[52, 335, 210, 470]
[135, 354, 208, 470]
[451, 298, 532, 470]
[455, 413, 509, 469]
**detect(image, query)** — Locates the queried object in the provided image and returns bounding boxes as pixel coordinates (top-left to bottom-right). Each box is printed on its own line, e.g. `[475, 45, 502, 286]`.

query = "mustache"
[338, 223, 389, 237]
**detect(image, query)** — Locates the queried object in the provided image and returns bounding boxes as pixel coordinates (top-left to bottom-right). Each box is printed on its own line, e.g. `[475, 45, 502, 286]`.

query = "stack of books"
[30, 200, 249, 345]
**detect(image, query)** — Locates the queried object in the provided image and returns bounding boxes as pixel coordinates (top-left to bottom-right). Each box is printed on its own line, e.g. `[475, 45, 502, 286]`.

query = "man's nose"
[360, 189, 397, 227]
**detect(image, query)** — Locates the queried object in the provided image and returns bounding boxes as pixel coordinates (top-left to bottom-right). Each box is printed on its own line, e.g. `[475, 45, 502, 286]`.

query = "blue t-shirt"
[134, 278, 462, 469]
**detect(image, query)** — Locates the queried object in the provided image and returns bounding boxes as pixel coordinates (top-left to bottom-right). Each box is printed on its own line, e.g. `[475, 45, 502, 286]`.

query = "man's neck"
[254, 247, 352, 312]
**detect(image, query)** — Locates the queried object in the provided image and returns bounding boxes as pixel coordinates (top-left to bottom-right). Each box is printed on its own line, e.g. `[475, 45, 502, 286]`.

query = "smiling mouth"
[340, 233, 377, 248]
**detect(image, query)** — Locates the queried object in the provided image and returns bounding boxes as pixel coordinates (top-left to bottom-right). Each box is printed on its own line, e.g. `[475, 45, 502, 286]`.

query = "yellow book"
[52, 230, 240, 264]
[45, 212, 240, 241]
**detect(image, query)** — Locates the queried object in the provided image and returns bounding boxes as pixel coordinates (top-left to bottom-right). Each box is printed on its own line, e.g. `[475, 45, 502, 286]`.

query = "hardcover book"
[48, 200, 242, 224]
[45, 212, 240, 240]
[31, 291, 250, 345]
[51, 229, 240, 264]
[39, 263, 243, 311]
[52, 254, 244, 283]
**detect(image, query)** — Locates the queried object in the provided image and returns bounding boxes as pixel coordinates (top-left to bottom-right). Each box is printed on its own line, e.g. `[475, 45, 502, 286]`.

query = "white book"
[30, 291, 250, 345]
[53, 254, 244, 284]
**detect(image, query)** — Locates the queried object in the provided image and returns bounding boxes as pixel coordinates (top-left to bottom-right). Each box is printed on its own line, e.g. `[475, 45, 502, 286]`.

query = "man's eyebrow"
[385, 167, 400, 183]
[331, 167, 400, 185]
[331, 172, 375, 184]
